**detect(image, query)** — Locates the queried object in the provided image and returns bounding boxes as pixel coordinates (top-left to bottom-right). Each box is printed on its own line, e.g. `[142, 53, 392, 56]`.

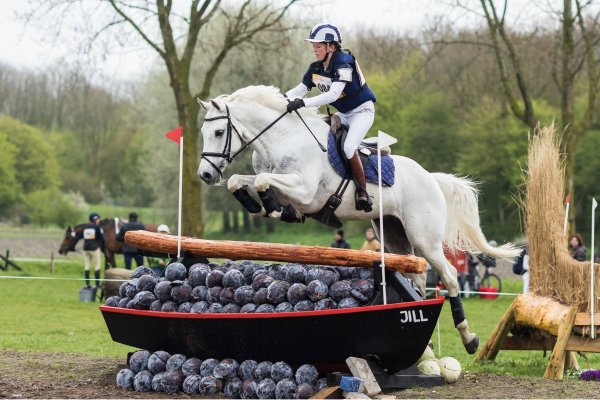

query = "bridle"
[200, 104, 288, 178]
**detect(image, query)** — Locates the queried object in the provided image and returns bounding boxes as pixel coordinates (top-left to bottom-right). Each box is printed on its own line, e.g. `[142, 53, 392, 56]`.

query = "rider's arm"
[285, 83, 309, 100]
[303, 81, 345, 108]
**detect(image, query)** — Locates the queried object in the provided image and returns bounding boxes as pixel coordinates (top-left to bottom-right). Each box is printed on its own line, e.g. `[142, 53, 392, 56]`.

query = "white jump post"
[376, 130, 398, 305]
[165, 127, 184, 258]
[591, 198, 597, 339]
[564, 194, 570, 234]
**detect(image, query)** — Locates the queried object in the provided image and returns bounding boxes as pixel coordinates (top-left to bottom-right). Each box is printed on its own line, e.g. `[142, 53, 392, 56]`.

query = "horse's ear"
[210, 99, 222, 112]
[197, 98, 211, 111]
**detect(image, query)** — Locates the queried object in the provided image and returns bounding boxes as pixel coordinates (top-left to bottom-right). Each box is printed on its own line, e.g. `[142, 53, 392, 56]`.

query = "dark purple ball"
[200, 358, 219, 377]
[320, 267, 340, 287]
[338, 297, 360, 309]
[214, 358, 239, 379]
[188, 263, 211, 287]
[132, 265, 155, 279]
[126, 299, 135, 309]
[316, 377, 327, 391]
[239, 360, 259, 380]
[199, 375, 223, 395]
[295, 364, 319, 385]
[129, 350, 150, 373]
[133, 370, 153, 392]
[253, 288, 269, 305]
[177, 301, 193, 313]
[275, 302, 294, 312]
[119, 281, 128, 298]
[257, 378, 276, 399]
[182, 357, 203, 377]
[223, 269, 246, 289]
[287, 283, 308, 305]
[252, 273, 274, 291]
[136, 274, 157, 292]
[255, 304, 276, 313]
[244, 262, 264, 284]
[306, 280, 328, 302]
[117, 297, 130, 308]
[191, 285, 208, 302]
[147, 351, 170, 374]
[220, 286, 236, 305]
[271, 361, 293, 382]
[234, 285, 256, 305]
[149, 300, 162, 311]
[222, 303, 241, 313]
[207, 286, 223, 304]
[296, 382, 316, 399]
[267, 281, 290, 304]
[240, 379, 258, 399]
[223, 259, 243, 271]
[359, 268, 373, 279]
[240, 303, 257, 313]
[171, 280, 192, 304]
[206, 270, 225, 288]
[224, 376, 243, 398]
[336, 266, 354, 280]
[116, 368, 135, 390]
[154, 280, 172, 302]
[314, 298, 337, 310]
[105, 296, 120, 307]
[285, 264, 307, 284]
[166, 353, 186, 371]
[275, 378, 297, 399]
[161, 300, 177, 312]
[253, 361, 272, 381]
[294, 300, 314, 312]
[208, 303, 223, 313]
[351, 279, 374, 304]
[161, 369, 184, 394]
[305, 267, 322, 284]
[165, 262, 187, 281]
[182, 374, 201, 394]
[329, 280, 353, 302]
[125, 279, 139, 299]
[191, 301, 209, 313]
[151, 372, 165, 392]
[132, 291, 156, 310]
[268, 264, 289, 281]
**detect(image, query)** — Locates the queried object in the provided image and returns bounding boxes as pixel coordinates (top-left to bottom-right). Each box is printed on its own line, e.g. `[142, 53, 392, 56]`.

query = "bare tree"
[26, 0, 298, 237]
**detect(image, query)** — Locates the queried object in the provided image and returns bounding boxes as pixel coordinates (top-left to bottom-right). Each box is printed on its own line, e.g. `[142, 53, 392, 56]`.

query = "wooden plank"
[125, 230, 427, 273]
[544, 306, 578, 380]
[345, 357, 382, 396]
[311, 386, 343, 399]
[500, 335, 556, 351]
[574, 313, 600, 326]
[343, 391, 371, 399]
[476, 299, 516, 361]
[565, 336, 600, 352]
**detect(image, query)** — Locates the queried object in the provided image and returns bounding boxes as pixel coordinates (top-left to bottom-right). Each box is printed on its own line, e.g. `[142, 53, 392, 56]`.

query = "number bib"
[312, 74, 345, 99]
[83, 228, 96, 240]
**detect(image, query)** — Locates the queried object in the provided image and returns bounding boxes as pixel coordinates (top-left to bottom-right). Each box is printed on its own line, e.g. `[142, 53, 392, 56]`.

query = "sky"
[0, 0, 567, 82]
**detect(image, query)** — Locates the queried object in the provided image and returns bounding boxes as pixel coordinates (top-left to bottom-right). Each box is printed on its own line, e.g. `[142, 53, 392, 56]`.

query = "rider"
[74, 212, 104, 288]
[285, 23, 377, 212]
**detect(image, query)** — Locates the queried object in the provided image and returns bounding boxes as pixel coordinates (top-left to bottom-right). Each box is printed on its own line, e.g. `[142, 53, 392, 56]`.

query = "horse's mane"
[226, 85, 322, 119]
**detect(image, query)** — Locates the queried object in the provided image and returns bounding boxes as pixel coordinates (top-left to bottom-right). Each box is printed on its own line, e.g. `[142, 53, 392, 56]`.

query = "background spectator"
[569, 233, 587, 261]
[74, 212, 104, 288]
[360, 228, 381, 251]
[116, 212, 145, 269]
[331, 229, 351, 249]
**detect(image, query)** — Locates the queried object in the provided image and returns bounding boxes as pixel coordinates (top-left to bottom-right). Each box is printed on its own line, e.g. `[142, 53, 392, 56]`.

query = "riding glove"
[287, 98, 305, 113]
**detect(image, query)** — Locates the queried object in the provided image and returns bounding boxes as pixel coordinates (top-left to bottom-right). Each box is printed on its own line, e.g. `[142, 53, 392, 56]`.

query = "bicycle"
[463, 257, 502, 297]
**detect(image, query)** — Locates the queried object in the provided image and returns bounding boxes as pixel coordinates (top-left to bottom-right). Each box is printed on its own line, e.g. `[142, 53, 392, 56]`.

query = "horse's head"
[197, 97, 243, 185]
[58, 225, 78, 255]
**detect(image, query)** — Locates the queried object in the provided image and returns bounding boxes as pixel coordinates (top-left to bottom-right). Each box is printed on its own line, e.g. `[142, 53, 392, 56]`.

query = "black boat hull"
[101, 297, 443, 373]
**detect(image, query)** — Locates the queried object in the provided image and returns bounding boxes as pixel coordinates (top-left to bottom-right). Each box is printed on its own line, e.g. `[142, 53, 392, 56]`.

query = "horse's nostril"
[202, 172, 213, 181]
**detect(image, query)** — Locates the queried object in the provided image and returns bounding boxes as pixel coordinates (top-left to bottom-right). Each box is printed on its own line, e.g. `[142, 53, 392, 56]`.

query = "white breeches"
[338, 101, 375, 159]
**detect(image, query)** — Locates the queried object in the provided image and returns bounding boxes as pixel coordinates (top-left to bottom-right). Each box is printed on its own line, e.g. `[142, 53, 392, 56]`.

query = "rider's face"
[312, 42, 330, 61]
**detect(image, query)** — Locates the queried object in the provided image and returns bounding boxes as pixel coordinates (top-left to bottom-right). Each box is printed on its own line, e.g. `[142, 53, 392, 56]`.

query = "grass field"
[1, 259, 599, 378]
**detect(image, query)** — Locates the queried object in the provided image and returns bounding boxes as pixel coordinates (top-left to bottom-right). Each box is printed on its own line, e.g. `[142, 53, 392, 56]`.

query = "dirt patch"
[0, 350, 598, 399]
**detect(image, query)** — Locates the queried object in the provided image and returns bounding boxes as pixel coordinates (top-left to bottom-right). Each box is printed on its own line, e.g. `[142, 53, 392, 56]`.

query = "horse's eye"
[215, 129, 224, 137]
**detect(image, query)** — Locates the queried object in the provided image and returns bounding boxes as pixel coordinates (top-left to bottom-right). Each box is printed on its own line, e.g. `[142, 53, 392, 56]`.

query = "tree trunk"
[253, 215, 261, 230]
[232, 210, 239, 233]
[242, 211, 250, 233]
[266, 218, 274, 233]
[222, 210, 231, 234]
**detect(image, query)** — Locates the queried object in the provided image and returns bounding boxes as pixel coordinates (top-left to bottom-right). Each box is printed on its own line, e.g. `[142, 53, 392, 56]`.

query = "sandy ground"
[0, 350, 598, 399]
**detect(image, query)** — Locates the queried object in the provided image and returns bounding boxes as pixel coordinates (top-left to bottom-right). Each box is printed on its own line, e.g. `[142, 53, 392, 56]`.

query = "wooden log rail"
[125, 231, 427, 274]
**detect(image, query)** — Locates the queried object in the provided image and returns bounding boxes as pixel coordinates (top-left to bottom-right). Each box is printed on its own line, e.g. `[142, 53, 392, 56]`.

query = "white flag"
[593, 198, 598, 210]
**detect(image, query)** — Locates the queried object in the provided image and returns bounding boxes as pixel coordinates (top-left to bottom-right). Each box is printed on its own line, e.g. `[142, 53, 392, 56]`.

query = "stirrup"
[355, 188, 373, 212]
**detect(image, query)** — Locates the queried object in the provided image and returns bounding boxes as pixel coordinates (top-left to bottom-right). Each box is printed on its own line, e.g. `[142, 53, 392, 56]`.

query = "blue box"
[339, 376, 363, 392]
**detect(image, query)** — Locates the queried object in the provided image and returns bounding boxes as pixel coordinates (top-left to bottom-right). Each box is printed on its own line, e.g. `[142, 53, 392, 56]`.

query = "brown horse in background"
[58, 218, 158, 268]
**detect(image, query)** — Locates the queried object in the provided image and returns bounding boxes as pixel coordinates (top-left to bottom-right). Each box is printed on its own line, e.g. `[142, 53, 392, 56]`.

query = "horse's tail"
[432, 172, 520, 259]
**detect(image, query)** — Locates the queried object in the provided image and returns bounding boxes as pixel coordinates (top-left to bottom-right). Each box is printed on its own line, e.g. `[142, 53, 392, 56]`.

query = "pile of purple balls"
[116, 349, 327, 398]
[105, 260, 375, 313]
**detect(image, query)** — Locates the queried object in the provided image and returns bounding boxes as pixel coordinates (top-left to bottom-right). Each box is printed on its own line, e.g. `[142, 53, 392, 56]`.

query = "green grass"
[1, 238, 600, 377]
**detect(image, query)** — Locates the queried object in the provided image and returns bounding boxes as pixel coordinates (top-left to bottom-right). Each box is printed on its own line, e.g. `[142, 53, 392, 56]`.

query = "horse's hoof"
[465, 336, 479, 354]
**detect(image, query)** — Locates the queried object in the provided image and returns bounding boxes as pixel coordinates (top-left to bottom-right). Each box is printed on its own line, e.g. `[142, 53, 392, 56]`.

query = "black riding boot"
[94, 270, 101, 288]
[348, 151, 373, 212]
[84, 270, 90, 288]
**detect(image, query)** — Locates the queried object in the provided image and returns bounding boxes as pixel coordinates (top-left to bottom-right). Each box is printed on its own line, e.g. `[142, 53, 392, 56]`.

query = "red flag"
[165, 127, 183, 144]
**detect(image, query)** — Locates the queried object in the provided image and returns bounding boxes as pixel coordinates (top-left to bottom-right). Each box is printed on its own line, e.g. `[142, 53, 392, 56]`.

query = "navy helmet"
[305, 23, 342, 44]
[89, 212, 100, 222]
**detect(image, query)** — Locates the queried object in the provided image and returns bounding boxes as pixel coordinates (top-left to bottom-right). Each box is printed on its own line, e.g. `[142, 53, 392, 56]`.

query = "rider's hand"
[286, 98, 305, 113]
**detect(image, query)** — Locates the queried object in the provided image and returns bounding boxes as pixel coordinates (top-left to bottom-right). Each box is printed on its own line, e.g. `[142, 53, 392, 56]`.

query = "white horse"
[197, 85, 519, 354]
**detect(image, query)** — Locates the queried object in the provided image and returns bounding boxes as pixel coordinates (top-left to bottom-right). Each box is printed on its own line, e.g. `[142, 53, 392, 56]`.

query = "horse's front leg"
[253, 172, 317, 221]
[227, 174, 266, 216]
